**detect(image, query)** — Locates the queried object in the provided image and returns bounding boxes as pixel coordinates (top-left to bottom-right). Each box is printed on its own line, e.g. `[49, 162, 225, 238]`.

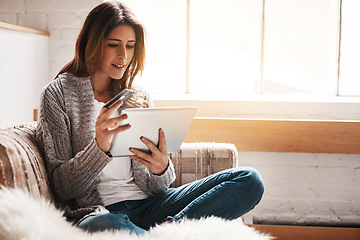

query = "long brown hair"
[57, 1, 146, 97]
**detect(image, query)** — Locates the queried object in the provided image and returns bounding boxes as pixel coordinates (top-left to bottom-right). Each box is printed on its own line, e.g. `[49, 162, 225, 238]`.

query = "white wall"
[0, 0, 100, 125]
[240, 152, 360, 227]
[0, 27, 48, 127]
[0, 0, 359, 227]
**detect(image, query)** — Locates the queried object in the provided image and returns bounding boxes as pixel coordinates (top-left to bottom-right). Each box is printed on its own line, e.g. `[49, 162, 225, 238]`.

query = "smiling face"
[97, 24, 136, 81]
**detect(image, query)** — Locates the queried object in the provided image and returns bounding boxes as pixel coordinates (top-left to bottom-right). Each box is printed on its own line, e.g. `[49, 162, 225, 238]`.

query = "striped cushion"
[0, 122, 54, 201]
[170, 142, 238, 187]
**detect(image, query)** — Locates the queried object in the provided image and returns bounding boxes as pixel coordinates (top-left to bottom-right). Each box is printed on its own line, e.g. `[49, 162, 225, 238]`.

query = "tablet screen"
[110, 107, 198, 157]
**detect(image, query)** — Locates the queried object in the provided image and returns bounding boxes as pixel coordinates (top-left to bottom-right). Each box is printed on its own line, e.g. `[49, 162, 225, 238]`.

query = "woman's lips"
[112, 63, 125, 68]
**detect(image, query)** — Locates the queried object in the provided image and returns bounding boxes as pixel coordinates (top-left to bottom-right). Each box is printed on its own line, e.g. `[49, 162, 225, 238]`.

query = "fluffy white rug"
[0, 188, 273, 240]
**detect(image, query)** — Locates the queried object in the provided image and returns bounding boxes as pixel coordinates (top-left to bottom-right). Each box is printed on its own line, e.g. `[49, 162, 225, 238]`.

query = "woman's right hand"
[95, 100, 131, 153]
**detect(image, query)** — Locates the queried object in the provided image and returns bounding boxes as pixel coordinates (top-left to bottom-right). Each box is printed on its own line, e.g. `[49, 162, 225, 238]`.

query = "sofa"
[0, 122, 272, 240]
[0, 121, 239, 201]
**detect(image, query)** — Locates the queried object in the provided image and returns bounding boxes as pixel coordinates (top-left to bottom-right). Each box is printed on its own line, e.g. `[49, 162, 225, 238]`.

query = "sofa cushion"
[169, 142, 238, 187]
[0, 122, 53, 201]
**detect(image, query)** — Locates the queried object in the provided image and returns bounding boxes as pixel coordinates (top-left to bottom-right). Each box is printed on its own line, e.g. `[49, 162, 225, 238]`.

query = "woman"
[36, 1, 264, 235]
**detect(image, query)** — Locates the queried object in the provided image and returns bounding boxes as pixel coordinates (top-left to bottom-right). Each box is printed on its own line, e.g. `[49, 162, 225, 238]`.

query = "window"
[120, 0, 360, 97]
[263, 0, 339, 96]
[116, 0, 360, 120]
[120, 0, 188, 93]
[188, 0, 262, 94]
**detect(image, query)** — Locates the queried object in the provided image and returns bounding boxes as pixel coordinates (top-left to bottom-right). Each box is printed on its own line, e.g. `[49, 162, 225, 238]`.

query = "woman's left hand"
[129, 128, 169, 175]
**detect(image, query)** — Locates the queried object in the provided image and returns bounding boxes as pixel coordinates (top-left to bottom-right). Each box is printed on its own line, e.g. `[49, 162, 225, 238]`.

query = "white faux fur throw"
[0, 188, 273, 240]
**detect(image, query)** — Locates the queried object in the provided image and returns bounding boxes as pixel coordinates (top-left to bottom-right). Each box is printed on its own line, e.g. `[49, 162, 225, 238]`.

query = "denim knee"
[78, 213, 146, 235]
[247, 168, 264, 198]
[233, 167, 264, 204]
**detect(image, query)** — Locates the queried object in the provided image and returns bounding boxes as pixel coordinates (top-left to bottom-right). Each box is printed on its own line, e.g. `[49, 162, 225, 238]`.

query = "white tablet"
[110, 107, 198, 157]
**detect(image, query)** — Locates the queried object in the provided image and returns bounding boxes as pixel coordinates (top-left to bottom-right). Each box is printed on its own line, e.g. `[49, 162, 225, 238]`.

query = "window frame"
[153, 93, 360, 120]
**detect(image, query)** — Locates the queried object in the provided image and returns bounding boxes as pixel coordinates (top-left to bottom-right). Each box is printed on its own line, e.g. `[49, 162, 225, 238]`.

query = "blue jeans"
[78, 167, 264, 235]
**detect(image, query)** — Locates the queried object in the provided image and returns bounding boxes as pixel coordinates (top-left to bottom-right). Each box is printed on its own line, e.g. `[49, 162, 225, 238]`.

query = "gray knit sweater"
[36, 73, 175, 223]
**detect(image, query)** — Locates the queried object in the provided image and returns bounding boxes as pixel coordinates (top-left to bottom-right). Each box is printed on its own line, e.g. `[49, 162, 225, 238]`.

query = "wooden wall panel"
[184, 118, 360, 154]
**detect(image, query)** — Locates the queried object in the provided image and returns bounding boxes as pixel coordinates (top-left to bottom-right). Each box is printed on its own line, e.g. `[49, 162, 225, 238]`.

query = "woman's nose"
[118, 45, 126, 60]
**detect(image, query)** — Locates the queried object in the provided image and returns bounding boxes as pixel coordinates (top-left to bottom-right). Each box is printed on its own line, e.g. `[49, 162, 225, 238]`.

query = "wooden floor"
[251, 224, 360, 240]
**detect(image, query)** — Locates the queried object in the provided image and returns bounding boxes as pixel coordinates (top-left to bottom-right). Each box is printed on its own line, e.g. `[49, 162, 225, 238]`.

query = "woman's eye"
[126, 45, 135, 49]
[108, 44, 118, 48]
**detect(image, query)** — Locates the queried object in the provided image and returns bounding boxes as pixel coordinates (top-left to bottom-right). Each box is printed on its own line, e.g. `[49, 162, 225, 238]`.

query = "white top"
[94, 100, 148, 206]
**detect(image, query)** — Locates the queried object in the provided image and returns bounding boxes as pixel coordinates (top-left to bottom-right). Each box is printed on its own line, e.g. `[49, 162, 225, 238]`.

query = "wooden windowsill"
[0, 22, 50, 36]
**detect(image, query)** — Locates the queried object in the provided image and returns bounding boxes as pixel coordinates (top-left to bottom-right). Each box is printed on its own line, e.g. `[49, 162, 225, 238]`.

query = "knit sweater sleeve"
[133, 159, 175, 195]
[36, 81, 112, 202]
[130, 86, 176, 195]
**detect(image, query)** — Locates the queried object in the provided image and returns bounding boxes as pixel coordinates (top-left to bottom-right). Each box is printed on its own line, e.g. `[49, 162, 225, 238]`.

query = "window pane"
[189, 0, 263, 94]
[338, 0, 360, 96]
[263, 0, 339, 96]
[120, 0, 187, 93]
